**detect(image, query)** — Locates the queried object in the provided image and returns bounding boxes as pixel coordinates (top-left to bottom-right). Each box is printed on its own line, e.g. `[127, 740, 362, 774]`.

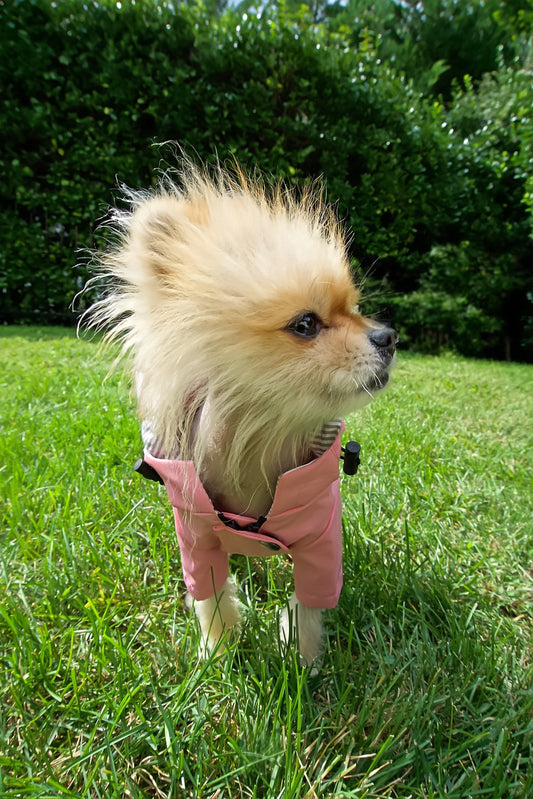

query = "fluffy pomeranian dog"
[85, 158, 397, 666]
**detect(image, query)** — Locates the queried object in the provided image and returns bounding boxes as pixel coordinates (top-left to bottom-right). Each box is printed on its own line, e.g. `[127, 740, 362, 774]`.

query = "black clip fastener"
[134, 458, 164, 485]
[341, 441, 361, 475]
[217, 512, 268, 534]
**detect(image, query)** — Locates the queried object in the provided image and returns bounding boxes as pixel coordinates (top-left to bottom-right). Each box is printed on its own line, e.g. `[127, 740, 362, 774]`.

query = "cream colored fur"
[186, 577, 242, 658]
[280, 594, 324, 667]
[84, 157, 395, 667]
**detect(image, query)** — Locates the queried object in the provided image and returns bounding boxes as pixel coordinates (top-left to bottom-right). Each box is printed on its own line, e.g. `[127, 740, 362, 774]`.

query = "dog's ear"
[127, 195, 210, 282]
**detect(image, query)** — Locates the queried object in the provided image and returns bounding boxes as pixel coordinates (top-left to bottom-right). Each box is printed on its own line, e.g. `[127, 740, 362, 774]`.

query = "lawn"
[1, 326, 532, 798]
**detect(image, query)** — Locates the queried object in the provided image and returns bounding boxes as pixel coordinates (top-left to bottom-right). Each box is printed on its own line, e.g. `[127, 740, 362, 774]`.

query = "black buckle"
[133, 458, 164, 484]
[217, 512, 267, 534]
[341, 441, 361, 475]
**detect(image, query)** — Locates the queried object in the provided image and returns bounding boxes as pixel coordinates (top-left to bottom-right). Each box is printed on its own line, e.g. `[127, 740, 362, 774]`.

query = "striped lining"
[141, 418, 342, 462]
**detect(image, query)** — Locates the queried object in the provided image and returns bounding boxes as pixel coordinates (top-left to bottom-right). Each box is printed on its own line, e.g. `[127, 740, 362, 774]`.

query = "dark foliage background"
[1, 0, 532, 360]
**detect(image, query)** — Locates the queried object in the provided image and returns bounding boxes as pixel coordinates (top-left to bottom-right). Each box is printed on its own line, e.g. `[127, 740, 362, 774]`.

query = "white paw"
[280, 593, 323, 669]
[190, 576, 242, 657]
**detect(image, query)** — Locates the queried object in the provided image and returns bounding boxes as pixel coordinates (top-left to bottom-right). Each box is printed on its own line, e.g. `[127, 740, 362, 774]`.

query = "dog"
[85, 158, 397, 666]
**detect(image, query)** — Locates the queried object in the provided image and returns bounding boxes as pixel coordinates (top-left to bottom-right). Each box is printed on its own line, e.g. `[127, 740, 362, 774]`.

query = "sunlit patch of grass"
[1, 329, 532, 797]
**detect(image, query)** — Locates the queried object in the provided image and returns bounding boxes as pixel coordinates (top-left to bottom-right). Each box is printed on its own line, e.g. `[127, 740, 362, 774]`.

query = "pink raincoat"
[144, 432, 344, 608]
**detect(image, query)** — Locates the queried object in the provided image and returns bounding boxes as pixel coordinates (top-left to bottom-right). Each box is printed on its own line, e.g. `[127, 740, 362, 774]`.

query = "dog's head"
[86, 160, 397, 465]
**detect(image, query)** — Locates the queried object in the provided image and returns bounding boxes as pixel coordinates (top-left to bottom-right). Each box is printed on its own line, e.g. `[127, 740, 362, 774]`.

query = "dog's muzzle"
[368, 326, 398, 365]
[364, 326, 398, 391]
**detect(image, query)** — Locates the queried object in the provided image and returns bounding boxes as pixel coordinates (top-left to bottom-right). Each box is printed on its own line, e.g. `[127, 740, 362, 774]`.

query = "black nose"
[368, 327, 398, 357]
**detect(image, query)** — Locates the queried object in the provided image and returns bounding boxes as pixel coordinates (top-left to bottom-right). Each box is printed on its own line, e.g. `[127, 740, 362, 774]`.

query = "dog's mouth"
[364, 371, 390, 393]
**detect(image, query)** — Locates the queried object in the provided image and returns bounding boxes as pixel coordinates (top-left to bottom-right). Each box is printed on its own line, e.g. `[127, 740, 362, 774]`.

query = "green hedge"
[1, 0, 532, 360]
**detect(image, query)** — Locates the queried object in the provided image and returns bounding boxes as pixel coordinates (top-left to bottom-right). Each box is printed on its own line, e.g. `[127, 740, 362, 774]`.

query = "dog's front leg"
[280, 593, 324, 667]
[188, 576, 242, 657]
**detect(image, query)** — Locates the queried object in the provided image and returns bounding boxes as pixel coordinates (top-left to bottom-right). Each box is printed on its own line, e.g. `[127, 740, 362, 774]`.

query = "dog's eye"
[286, 312, 322, 339]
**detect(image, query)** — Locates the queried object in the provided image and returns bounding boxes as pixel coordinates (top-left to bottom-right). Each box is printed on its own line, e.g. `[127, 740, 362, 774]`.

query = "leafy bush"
[389, 289, 502, 356]
[1, 0, 532, 360]
[1, 0, 195, 322]
[387, 243, 512, 357]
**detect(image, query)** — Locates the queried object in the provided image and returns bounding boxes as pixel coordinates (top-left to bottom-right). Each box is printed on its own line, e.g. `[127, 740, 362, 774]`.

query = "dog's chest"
[206, 483, 272, 519]
[200, 438, 314, 518]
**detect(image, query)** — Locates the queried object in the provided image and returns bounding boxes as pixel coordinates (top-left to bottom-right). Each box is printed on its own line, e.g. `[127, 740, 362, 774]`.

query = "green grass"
[1, 326, 532, 798]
